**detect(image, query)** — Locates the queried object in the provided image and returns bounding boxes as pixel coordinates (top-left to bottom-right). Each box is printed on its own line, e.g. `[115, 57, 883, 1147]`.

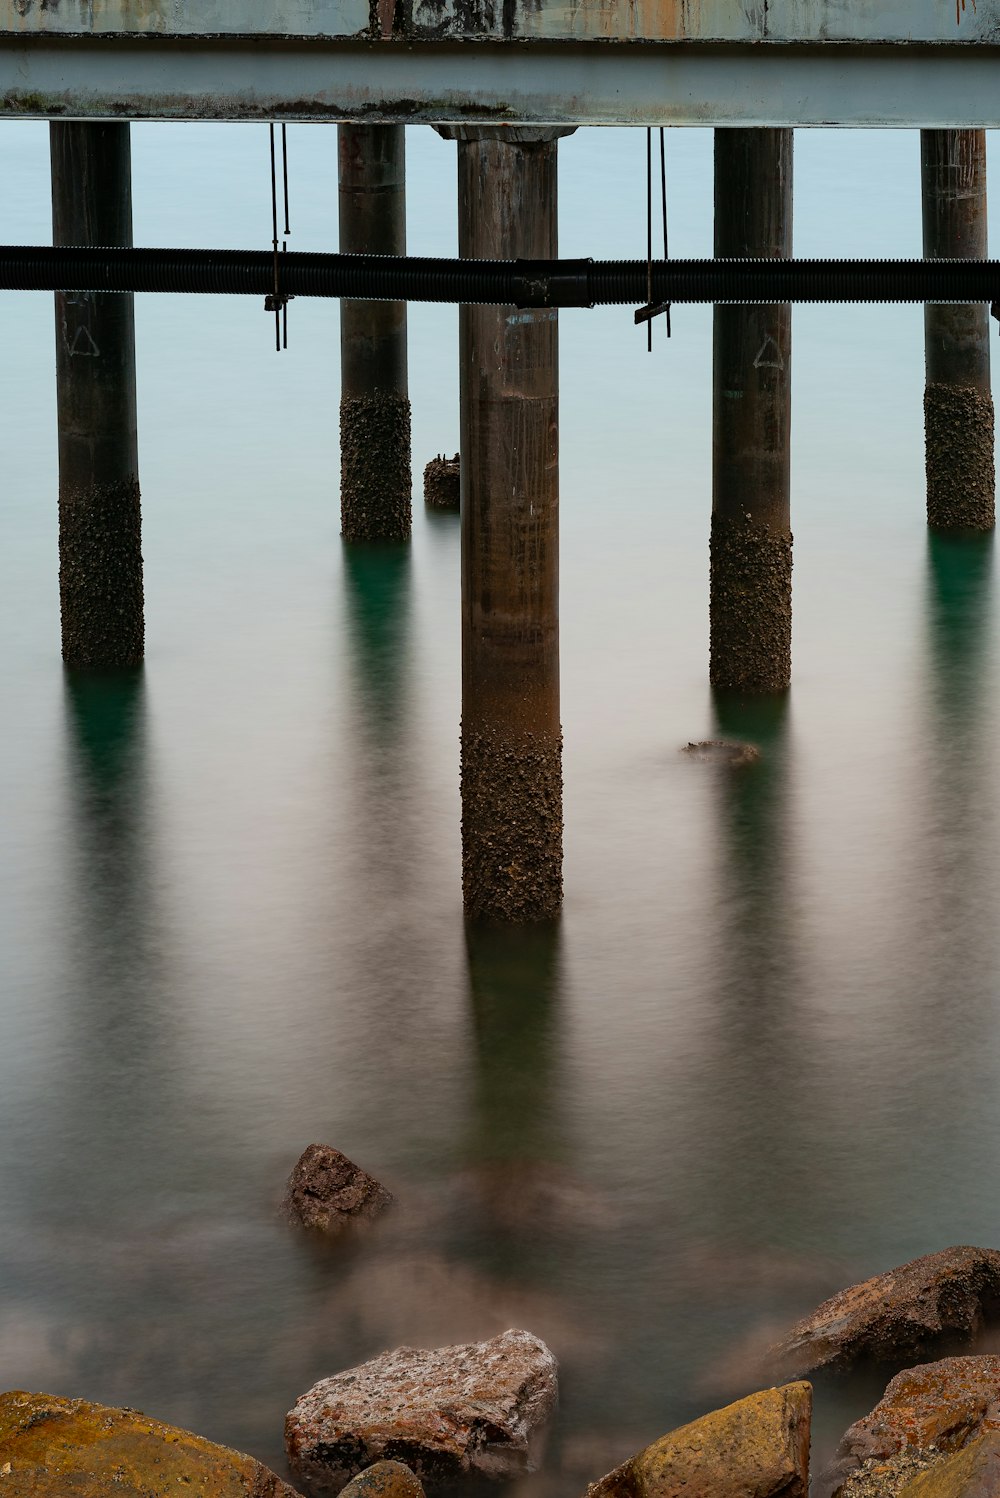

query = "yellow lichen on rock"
[339, 1462, 426, 1498]
[897, 1431, 1000, 1497]
[0, 1390, 297, 1497]
[586, 1382, 812, 1498]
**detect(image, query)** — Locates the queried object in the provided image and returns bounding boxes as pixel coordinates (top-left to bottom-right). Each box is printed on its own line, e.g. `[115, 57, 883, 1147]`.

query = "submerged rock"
[681, 739, 760, 766]
[767, 1247, 1000, 1380]
[898, 1431, 1000, 1497]
[284, 1143, 393, 1234]
[0, 1390, 296, 1497]
[446, 1162, 613, 1237]
[285, 1328, 558, 1496]
[585, 1382, 811, 1498]
[824, 1356, 1000, 1497]
[339, 1462, 426, 1498]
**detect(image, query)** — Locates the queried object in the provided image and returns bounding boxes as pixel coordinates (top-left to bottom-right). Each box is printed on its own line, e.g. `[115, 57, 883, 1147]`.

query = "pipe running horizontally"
[5, 246, 1000, 306]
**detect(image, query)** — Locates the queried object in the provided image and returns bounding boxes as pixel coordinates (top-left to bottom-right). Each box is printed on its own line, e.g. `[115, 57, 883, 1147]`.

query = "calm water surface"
[2, 124, 1000, 1492]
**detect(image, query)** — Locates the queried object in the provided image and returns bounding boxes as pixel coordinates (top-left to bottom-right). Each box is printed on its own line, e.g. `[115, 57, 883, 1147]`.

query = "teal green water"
[2, 124, 1000, 1493]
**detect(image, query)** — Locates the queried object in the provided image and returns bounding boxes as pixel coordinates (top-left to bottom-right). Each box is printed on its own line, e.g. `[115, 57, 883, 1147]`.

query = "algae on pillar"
[441, 127, 572, 921]
[338, 124, 411, 542]
[921, 130, 995, 532]
[711, 128, 793, 693]
[51, 122, 142, 668]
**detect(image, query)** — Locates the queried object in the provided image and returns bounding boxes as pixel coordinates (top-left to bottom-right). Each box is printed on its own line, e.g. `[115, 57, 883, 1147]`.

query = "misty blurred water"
[2, 123, 1000, 1491]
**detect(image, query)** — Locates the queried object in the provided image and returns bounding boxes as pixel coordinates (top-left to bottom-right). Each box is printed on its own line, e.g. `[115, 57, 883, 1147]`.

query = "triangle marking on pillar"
[753, 335, 784, 370]
[69, 324, 101, 358]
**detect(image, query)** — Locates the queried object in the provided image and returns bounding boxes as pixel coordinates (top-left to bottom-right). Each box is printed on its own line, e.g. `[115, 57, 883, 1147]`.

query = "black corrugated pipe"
[3, 245, 1000, 306]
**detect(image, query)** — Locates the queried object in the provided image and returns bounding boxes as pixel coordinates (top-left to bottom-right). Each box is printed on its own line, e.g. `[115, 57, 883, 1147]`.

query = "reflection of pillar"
[920, 532, 994, 980]
[466, 924, 561, 1167]
[463, 923, 563, 1237]
[51, 123, 142, 667]
[442, 126, 572, 922]
[341, 543, 415, 904]
[712, 693, 790, 952]
[64, 668, 153, 1027]
[65, 667, 146, 802]
[711, 129, 793, 692]
[696, 692, 803, 1234]
[921, 131, 994, 532]
[342, 543, 412, 749]
[338, 124, 411, 543]
[61, 667, 165, 1179]
[925, 532, 994, 753]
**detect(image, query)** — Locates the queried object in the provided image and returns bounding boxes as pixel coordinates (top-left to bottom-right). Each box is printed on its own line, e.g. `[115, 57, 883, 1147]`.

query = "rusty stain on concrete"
[7, 0, 1000, 43]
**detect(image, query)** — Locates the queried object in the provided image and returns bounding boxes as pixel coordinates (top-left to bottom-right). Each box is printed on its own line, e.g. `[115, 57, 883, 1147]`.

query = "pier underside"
[3, 0, 1000, 128]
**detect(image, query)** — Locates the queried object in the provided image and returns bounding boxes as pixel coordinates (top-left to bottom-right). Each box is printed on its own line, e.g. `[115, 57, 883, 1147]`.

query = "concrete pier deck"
[3, 1, 1000, 128]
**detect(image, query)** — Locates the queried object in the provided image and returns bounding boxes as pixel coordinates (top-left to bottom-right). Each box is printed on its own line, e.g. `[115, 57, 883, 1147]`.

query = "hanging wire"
[268, 124, 281, 351]
[266, 123, 293, 351]
[659, 127, 671, 337]
[646, 127, 653, 351]
[282, 125, 291, 237]
[282, 127, 291, 348]
[636, 126, 671, 344]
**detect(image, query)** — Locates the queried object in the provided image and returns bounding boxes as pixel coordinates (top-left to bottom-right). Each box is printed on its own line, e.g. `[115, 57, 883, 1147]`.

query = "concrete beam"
[6, 40, 1000, 127]
[4, 0, 1000, 46]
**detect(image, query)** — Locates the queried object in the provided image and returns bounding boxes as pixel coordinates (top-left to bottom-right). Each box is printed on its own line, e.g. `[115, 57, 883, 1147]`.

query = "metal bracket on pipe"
[512, 258, 594, 308]
[634, 300, 671, 326]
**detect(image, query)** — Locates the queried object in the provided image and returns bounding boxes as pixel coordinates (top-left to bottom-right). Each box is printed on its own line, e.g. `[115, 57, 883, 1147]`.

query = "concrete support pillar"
[338, 123, 411, 542]
[921, 130, 995, 532]
[442, 126, 571, 922]
[51, 122, 142, 668]
[711, 128, 793, 692]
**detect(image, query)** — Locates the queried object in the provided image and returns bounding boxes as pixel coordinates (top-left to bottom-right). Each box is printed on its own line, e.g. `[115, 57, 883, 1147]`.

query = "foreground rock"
[834, 1449, 943, 1498]
[0, 1390, 296, 1497]
[898, 1431, 1000, 1497]
[586, 1382, 811, 1498]
[767, 1247, 1000, 1380]
[824, 1356, 1000, 1497]
[285, 1328, 557, 1496]
[339, 1463, 426, 1498]
[284, 1143, 393, 1233]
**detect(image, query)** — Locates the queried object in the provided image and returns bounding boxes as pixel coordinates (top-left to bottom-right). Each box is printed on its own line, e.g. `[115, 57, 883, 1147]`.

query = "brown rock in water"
[585, 1382, 811, 1498]
[423, 454, 460, 509]
[824, 1356, 1000, 1497]
[339, 1462, 426, 1498]
[285, 1328, 558, 1496]
[284, 1143, 393, 1233]
[767, 1247, 1000, 1380]
[898, 1431, 1000, 1497]
[0, 1390, 296, 1497]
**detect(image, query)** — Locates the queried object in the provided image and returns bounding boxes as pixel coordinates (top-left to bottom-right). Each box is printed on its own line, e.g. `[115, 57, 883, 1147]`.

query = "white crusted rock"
[285, 1328, 558, 1496]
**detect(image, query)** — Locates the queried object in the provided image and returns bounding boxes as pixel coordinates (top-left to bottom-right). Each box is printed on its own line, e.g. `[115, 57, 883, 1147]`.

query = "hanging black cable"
[636, 127, 672, 336]
[268, 124, 281, 351]
[282, 125, 291, 238]
[659, 127, 671, 337]
[266, 123, 293, 349]
[645, 126, 653, 351]
[281, 124, 291, 347]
